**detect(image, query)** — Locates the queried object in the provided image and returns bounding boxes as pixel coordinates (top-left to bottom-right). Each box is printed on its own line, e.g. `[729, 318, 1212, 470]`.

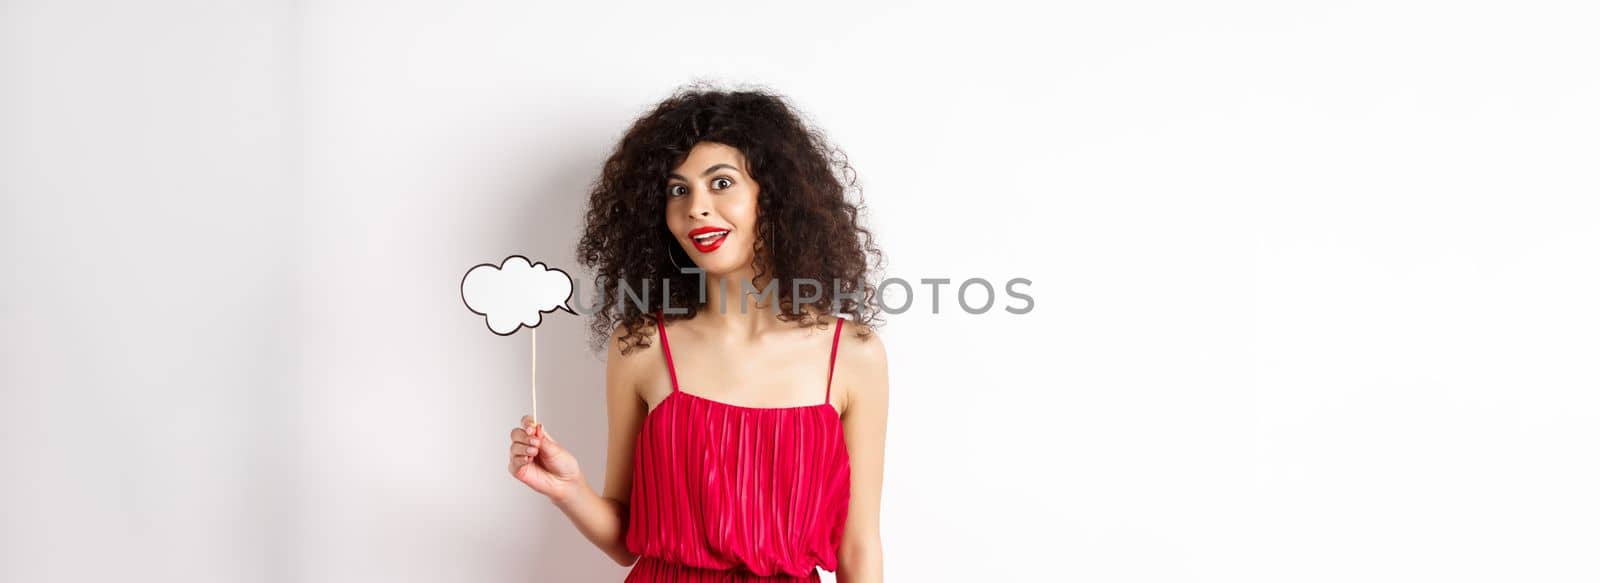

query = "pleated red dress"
[624, 312, 852, 582]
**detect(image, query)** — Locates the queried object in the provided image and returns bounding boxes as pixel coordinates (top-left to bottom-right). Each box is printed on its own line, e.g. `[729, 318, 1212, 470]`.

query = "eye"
[667, 184, 687, 197]
[712, 177, 733, 190]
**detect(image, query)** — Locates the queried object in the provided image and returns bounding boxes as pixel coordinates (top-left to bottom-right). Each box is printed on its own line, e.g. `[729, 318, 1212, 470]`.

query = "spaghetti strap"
[825, 316, 844, 405]
[655, 311, 679, 393]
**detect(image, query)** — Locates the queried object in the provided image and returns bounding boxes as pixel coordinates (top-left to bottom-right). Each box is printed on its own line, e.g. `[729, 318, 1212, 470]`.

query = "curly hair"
[575, 83, 883, 355]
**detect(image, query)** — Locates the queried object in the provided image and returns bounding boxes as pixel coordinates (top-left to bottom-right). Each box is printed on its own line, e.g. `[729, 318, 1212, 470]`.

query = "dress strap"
[825, 316, 844, 405]
[655, 311, 679, 393]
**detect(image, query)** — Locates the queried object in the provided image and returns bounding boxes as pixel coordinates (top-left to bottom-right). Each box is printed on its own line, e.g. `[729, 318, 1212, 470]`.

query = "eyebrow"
[668, 163, 740, 182]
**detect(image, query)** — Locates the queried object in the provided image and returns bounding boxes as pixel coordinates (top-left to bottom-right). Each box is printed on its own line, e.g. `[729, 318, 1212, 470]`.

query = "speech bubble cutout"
[461, 255, 576, 335]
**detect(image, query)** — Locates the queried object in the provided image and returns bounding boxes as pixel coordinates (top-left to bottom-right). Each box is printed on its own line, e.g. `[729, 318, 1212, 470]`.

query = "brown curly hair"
[575, 83, 883, 355]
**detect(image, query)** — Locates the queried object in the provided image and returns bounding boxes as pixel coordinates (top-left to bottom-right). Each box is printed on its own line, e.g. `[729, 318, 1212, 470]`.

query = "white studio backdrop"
[4, 1, 1598, 582]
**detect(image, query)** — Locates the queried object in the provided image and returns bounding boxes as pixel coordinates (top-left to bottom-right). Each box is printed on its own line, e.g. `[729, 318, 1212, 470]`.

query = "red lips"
[688, 226, 731, 253]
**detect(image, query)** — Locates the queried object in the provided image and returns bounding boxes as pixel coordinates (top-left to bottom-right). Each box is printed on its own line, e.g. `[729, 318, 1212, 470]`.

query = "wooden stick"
[537, 328, 544, 422]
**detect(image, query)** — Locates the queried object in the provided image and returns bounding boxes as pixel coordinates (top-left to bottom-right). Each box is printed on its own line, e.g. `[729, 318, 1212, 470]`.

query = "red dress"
[624, 312, 852, 582]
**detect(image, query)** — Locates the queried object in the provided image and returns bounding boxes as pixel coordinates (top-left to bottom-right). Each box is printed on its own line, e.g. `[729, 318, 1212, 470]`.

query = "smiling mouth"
[689, 228, 731, 252]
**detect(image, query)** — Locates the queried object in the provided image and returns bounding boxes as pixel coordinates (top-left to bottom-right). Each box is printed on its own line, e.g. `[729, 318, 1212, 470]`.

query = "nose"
[687, 187, 713, 218]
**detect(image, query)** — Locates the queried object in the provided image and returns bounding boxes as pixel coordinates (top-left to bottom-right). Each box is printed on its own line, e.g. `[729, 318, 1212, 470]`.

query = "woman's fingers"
[518, 422, 547, 447]
[511, 424, 548, 445]
[509, 455, 535, 477]
[509, 452, 537, 470]
[511, 427, 534, 444]
[509, 439, 542, 456]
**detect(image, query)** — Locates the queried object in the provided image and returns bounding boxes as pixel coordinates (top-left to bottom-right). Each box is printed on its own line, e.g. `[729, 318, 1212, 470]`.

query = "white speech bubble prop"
[461, 255, 575, 334]
[461, 255, 577, 423]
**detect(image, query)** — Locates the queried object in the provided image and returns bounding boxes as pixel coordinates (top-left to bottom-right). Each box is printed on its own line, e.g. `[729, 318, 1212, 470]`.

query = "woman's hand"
[508, 415, 583, 503]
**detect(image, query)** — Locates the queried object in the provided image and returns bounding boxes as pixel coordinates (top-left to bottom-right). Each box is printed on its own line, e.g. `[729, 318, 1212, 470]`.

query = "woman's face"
[665, 142, 761, 277]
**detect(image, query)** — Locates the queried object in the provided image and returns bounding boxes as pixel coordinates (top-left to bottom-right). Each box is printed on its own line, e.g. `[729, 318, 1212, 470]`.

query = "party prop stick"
[537, 328, 544, 422]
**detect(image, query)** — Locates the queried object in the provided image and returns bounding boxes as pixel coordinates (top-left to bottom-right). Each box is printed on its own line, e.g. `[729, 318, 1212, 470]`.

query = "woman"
[505, 86, 889, 582]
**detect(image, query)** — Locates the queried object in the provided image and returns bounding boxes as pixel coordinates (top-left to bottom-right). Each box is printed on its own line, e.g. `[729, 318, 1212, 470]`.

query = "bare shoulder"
[838, 319, 886, 365]
[605, 318, 661, 395]
[836, 319, 888, 411]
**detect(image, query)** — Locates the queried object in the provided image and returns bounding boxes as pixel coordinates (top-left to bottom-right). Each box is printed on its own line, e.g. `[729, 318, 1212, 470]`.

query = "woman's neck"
[697, 267, 796, 339]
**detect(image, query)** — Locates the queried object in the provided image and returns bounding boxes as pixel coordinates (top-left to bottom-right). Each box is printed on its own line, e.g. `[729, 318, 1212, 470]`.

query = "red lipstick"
[688, 226, 732, 253]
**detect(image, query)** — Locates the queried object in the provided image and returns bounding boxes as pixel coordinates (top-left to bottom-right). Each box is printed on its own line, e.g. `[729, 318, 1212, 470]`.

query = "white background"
[4, 1, 1598, 581]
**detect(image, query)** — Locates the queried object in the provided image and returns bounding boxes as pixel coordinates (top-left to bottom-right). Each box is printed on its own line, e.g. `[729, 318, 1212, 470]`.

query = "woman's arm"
[837, 324, 889, 583]
[547, 324, 647, 567]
